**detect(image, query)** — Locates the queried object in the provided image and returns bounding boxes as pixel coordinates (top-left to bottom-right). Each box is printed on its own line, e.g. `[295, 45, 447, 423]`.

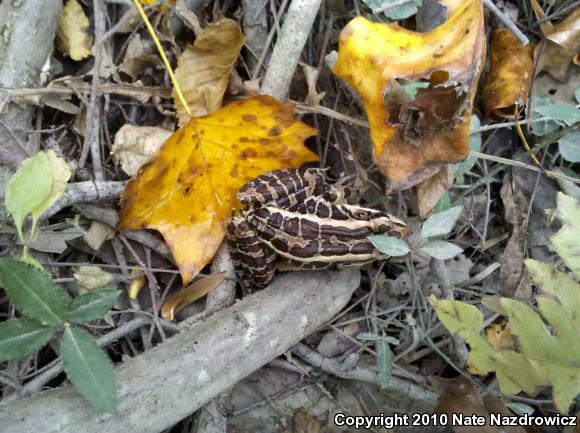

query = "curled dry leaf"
[112, 124, 173, 177]
[161, 273, 226, 320]
[415, 164, 453, 217]
[56, 0, 94, 61]
[173, 18, 246, 126]
[332, 0, 485, 189]
[482, 29, 535, 121]
[536, 8, 580, 82]
[118, 96, 318, 284]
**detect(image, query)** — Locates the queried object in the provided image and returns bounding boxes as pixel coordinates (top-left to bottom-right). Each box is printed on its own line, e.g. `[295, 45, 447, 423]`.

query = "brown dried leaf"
[499, 228, 525, 297]
[536, 8, 580, 82]
[161, 273, 225, 320]
[119, 34, 162, 80]
[56, 0, 94, 61]
[415, 164, 453, 217]
[482, 29, 535, 121]
[112, 124, 173, 177]
[173, 18, 245, 126]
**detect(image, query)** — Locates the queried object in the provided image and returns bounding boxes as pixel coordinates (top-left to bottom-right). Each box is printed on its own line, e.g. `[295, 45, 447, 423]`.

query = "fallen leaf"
[415, 164, 453, 217]
[431, 256, 580, 414]
[434, 376, 526, 433]
[173, 18, 245, 126]
[82, 221, 115, 251]
[119, 34, 162, 80]
[56, 0, 94, 61]
[536, 8, 580, 82]
[499, 228, 525, 297]
[112, 124, 173, 177]
[161, 273, 225, 320]
[118, 96, 318, 284]
[332, 0, 485, 189]
[74, 266, 116, 294]
[482, 29, 535, 121]
[29, 228, 83, 254]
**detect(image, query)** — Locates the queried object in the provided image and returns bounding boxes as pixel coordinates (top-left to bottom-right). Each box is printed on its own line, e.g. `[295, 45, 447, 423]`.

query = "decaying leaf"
[112, 124, 173, 177]
[482, 29, 535, 121]
[161, 273, 225, 320]
[173, 18, 245, 126]
[56, 0, 94, 61]
[434, 376, 526, 433]
[431, 252, 580, 414]
[74, 266, 116, 294]
[118, 96, 318, 284]
[82, 221, 115, 251]
[536, 8, 580, 82]
[332, 0, 485, 189]
[551, 192, 580, 275]
[415, 164, 453, 217]
[119, 34, 163, 80]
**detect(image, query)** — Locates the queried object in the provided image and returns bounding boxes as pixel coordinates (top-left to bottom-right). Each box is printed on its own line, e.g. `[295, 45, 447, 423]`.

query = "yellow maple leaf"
[56, 0, 94, 61]
[332, 0, 485, 189]
[118, 96, 318, 284]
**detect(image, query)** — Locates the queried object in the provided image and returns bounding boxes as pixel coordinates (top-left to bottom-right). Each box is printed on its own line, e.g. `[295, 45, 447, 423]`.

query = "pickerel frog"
[227, 168, 408, 289]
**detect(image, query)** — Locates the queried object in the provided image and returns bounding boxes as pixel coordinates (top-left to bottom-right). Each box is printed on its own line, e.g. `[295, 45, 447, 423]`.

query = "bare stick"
[43, 181, 126, 219]
[261, 0, 322, 99]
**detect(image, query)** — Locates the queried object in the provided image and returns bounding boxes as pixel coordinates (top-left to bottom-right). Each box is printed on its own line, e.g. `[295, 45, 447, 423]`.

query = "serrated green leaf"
[419, 240, 463, 260]
[455, 115, 481, 178]
[5, 152, 52, 242]
[376, 339, 392, 388]
[421, 206, 463, 238]
[368, 235, 410, 257]
[66, 289, 120, 323]
[551, 193, 580, 276]
[0, 258, 68, 326]
[534, 103, 580, 126]
[0, 318, 54, 362]
[61, 327, 117, 414]
[558, 130, 580, 163]
[30, 150, 71, 221]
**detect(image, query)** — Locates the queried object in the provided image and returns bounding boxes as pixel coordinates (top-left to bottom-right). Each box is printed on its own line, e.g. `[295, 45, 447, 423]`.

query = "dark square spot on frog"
[290, 240, 319, 258]
[282, 217, 300, 237]
[271, 236, 289, 252]
[268, 126, 281, 137]
[242, 114, 257, 122]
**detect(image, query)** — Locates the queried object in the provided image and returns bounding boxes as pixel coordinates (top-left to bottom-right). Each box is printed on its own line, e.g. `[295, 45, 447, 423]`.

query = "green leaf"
[534, 103, 580, 126]
[61, 327, 117, 414]
[431, 270, 580, 414]
[419, 240, 463, 260]
[558, 130, 580, 163]
[5, 152, 52, 242]
[30, 150, 72, 221]
[66, 289, 120, 323]
[432, 192, 451, 213]
[0, 258, 68, 326]
[575, 87, 580, 104]
[551, 193, 580, 276]
[530, 96, 560, 136]
[368, 235, 410, 257]
[0, 318, 54, 362]
[376, 339, 392, 388]
[362, 0, 421, 20]
[421, 206, 463, 238]
[455, 115, 481, 178]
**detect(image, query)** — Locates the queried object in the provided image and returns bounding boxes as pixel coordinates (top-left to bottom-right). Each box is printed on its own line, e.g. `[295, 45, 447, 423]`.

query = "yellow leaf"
[56, 0, 94, 61]
[118, 96, 318, 284]
[161, 273, 226, 320]
[173, 18, 246, 126]
[332, 0, 485, 188]
[482, 29, 535, 121]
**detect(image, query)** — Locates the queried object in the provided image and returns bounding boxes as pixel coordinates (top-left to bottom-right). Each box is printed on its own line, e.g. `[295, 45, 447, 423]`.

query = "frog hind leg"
[237, 168, 326, 208]
[227, 215, 276, 290]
